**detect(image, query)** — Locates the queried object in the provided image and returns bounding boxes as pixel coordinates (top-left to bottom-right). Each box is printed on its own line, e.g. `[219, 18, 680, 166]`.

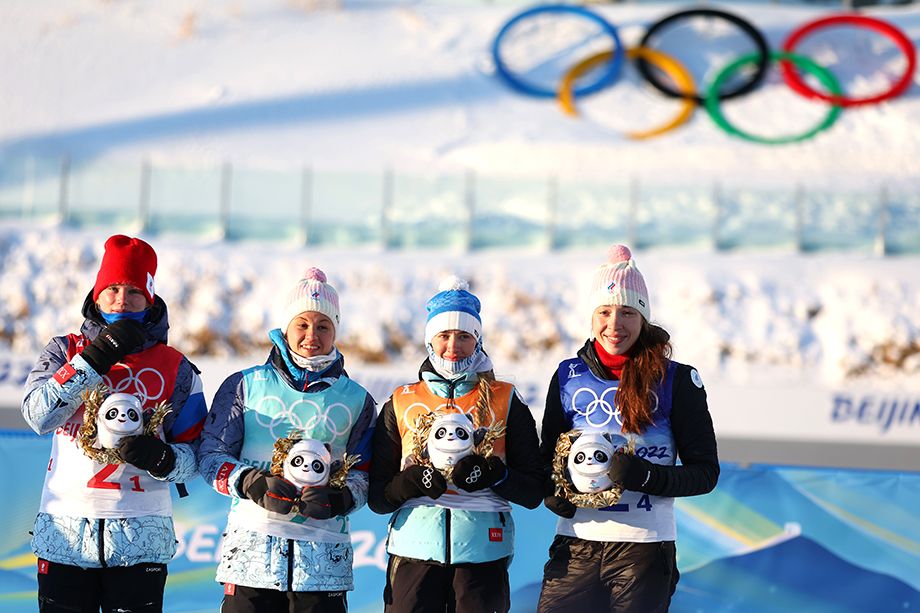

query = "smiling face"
[283, 440, 332, 488]
[592, 305, 644, 356]
[96, 284, 149, 314]
[426, 413, 475, 470]
[567, 432, 615, 493]
[285, 311, 335, 358]
[430, 330, 477, 362]
[96, 393, 144, 448]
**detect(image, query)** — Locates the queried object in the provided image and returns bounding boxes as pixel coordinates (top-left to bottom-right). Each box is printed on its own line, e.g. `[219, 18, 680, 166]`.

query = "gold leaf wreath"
[410, 410, 506, 481]
[551, 430, 635, 509]
[78, 385, 172, 465]
[270, 430, 359, 489]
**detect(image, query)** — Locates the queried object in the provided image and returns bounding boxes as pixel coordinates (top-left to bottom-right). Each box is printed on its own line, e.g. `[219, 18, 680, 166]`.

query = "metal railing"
[2, 155, 918, 254]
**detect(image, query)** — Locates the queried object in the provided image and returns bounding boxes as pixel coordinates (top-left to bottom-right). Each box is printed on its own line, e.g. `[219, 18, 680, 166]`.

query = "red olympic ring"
[781, 14, 917, 108]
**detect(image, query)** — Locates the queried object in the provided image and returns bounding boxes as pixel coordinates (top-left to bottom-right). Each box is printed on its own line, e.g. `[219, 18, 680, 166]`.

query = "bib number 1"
[87, 464, 145, 492]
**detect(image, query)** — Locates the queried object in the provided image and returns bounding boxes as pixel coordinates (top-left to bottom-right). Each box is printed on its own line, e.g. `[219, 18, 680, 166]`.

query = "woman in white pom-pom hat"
[198, 267, 376, 613]
[368, 276, 543, 613]
[537, 245, 719, 612]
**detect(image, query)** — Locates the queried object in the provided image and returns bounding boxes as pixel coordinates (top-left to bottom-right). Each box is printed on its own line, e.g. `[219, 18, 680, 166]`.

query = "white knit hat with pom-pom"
[282, 267, 340, 329]
[588, 245, 650, 321]
[424, 275, 482, 344]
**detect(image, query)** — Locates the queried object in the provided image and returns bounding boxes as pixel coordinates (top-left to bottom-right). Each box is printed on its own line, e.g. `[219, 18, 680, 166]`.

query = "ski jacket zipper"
[97, 519, 107, 567]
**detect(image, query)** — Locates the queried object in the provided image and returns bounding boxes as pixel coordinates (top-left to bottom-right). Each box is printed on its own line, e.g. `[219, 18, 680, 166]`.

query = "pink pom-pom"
[607, 244, 632, 263]
[303, 267, 327, 283]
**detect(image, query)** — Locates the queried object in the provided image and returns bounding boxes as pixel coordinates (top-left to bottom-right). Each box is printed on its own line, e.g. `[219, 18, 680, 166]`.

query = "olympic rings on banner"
[636, 8, 770, 105]
[491, 4, 917, 144]
[705, 51, 844, 145]
[781, 14, 917, 108]
[491, 4, 624, 99]
[558, 47, 697, 140]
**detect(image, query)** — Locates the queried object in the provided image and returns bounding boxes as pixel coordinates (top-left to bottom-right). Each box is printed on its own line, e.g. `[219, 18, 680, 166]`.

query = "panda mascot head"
[96, 393, 144, 449]
[566, 432, 615, 493]
[426, 413, 475, 471]
[283, 439, 333, 488]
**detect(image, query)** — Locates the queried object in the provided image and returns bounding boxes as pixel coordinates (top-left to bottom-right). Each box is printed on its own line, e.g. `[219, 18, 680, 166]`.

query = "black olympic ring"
[635, 8, 770, 105]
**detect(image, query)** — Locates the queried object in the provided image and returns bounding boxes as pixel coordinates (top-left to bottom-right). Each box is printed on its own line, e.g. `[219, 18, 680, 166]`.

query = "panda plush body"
[96, 393, 145, 449]
[426, 413, 475, 471]
[283, 439, 333, 489]
[566, 432, 616, 493]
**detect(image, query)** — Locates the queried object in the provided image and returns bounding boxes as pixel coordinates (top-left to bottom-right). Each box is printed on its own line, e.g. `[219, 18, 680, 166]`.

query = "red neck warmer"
[593, 339, 630, 379]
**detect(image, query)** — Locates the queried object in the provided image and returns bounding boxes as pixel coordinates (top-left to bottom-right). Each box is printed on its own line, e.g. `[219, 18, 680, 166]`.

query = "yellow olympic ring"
[558, 47, 696, 141]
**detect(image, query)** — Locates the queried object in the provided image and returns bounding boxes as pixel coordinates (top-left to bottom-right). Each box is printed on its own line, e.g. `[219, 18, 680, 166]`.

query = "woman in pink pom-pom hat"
[198, 267, 377, 612]
[537, 245, 719, 612]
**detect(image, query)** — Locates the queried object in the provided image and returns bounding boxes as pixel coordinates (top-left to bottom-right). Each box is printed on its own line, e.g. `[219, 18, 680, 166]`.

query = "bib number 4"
[87, 464, 145, 492]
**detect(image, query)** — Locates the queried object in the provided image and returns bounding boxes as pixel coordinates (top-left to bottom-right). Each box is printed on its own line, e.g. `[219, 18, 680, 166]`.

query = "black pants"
[220, 584, 348, 613]
[383, 555, 510, 613]
[537, 536, 679, 613]
[36, 558, 167, 613]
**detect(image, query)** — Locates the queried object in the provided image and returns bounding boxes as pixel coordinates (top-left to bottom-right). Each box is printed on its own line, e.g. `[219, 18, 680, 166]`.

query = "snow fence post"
[57, 155, 70, 225]
[138, 159, 151, 233]
[219, 162, 232, 241]
[301, 166, 312, 246]
[875, 185, 889, 257]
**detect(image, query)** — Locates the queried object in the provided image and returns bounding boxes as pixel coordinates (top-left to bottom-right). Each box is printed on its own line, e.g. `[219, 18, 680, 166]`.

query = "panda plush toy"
[96, 393, 145, 450]
[283, 439, 333, 489]
[566, 432, 616, 494]
[426, 413, 475, 471]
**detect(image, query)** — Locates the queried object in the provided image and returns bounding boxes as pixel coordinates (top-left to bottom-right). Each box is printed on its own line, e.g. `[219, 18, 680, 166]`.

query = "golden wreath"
[78, 385, 171, 465]
[270, 430, 359, 489]
[409, 410, 506, 481]
[551, 430, 635, 509]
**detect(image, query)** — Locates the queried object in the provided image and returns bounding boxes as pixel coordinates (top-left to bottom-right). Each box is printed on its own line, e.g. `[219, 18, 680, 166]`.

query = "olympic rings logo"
[491, 6, 917, 144]
[399, 400, 496, 434]
[571, 386, 658, 428]
[103, 365, 166, 406]
[252, 395, 355, 441]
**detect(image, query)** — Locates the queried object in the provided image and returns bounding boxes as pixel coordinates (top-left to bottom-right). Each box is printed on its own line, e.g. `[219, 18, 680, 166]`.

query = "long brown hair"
[616, 322, 672, 434]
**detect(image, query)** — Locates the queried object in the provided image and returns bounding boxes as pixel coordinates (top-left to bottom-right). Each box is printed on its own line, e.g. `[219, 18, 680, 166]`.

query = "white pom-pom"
[607, 244, 632, 264]
[438, 275, 469, 292]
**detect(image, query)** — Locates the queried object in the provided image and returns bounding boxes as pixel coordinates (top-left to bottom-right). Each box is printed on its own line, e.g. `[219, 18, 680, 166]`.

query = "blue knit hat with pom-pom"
[424, 276, 482, 344]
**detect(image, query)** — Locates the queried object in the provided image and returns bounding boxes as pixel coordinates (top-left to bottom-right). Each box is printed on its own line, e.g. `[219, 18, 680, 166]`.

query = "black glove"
[451, 455, 507, 492]
[81, 320, 146, 375]
[608, 454, 654, 491]
[239, 469, 300, 514]
[299, 486, 355, 520]
[384, 464, 447, 506]
[542, 477, 576, 518]
[117, 435, 176, 477]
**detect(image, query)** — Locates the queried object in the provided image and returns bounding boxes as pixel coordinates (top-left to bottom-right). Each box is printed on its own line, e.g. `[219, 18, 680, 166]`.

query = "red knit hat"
[93, 235, 158, 305]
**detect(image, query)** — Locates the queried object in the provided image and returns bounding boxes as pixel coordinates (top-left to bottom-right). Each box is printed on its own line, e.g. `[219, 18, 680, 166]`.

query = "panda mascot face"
[283, 439, 332, 488]
[96, 393, 144, 449]
[566, 432, 615, 493]
[426, 413, 474, 471]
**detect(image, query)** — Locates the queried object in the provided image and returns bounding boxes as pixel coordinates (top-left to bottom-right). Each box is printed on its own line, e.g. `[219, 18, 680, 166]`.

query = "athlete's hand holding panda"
[118, 435, 176, 477]
[384, 464, 448, 506]
[451, 454, 507, 492]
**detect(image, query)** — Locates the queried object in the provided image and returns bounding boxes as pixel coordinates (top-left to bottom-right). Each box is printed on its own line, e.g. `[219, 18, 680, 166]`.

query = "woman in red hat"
[21, 234, 208, 613]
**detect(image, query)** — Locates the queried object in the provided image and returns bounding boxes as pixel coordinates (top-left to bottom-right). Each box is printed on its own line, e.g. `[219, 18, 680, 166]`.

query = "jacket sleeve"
[197, 372, 250, 498]
[491, 389, 544, 509]
[21, 337, 104, 435]
[367, 397, 404, 515]
[341, 391, 376, 515]
[153, 358, 208, 483]
[634, 364, 720, 498]
[539, 372, 570, 469]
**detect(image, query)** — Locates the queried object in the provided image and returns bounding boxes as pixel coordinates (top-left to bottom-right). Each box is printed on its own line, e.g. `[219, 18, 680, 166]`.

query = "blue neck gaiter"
[100, 310, 148, 325]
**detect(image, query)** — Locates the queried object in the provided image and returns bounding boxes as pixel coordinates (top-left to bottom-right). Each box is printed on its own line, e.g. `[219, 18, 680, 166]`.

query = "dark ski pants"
[37, 558, 167, 613]
[383, 554, 511, 613]
[537, 536, 679, 613]
[220, 584, 347, 613]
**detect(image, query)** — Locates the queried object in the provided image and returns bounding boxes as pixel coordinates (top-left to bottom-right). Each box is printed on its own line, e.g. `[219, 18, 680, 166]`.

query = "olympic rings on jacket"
[636, 7, 770, 105]
[559, 47, 697, 140]
[491, 4, 624, 99]
[781, 14, 917, 108]
[491, 4, 917, 143]
[705, 51, 844, 145]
